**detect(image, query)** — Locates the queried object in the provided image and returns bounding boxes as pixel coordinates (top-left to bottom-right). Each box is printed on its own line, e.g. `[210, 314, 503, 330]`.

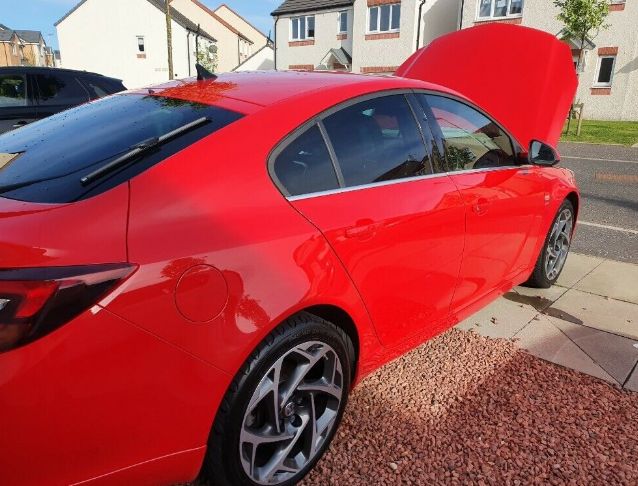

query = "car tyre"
[525, 199, 575, 289]
[204, 312, 354, 486]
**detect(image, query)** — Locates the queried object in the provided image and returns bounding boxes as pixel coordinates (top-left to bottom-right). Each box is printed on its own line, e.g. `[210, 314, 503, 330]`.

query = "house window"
[595, 56, 616, 86]
[12, 40, 17, 56]
[338, 10, 348, 33]
[291, 15, 315, 41]
[137, 36, 145, 52]
[368, 4, 401, 33]
[478, 0, 524, 19]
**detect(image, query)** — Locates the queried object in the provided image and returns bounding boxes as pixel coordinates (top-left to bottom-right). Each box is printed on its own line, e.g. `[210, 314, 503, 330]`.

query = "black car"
[0, 66, 125, 134]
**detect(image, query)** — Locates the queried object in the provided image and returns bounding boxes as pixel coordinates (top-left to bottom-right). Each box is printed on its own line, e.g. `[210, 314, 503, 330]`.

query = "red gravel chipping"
[301, 329, 638, 485]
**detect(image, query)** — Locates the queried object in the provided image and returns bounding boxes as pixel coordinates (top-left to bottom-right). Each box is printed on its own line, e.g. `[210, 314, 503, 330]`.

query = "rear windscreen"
[0, 94, 243, 203]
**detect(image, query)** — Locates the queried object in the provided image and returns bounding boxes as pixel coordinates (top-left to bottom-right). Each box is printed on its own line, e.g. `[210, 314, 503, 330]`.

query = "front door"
[273, 93, 466, 347]
[416, 93, 546, 311]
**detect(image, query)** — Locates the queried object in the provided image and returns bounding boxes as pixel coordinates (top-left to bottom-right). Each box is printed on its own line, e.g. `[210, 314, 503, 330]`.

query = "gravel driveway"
[301, 329, 638, 485]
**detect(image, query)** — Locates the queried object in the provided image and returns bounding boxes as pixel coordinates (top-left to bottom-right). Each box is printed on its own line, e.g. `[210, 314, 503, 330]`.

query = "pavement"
[456, 252, 638, 392]
[557, 142, 638, 263]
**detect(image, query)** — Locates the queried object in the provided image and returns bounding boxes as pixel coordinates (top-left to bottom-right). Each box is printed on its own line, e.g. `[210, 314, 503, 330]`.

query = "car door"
[271, 93, 466, 347]
[0, 71, 38, 134]
[33, 71, 91, 119]
[415, 93, 547, 311]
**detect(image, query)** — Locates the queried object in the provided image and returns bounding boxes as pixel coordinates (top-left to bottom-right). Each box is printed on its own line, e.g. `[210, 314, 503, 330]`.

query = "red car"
[0, 25, 577, 486]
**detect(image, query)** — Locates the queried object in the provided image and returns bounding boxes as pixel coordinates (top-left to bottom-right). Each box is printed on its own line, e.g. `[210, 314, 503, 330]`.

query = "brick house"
[0, 29, 24, 67]
[271, 0, 461, 74]
[459, 0, 638, 120]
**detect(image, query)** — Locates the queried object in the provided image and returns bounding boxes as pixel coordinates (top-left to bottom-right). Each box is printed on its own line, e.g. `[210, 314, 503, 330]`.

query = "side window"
[419, 95, 516, 172]
[34, 73, 89, 106]
[273, 124, 339, 197]
[322, 95, 430, 187]
[0, 75, 27, 108]
[80, 77, 113, 99]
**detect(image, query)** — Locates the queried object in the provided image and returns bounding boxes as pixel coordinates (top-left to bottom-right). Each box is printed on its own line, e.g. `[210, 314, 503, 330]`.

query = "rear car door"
[272, 93, 466, 347]
[33, 71, 91, 119]
[0, 71, 38, 134]
[415, 94, 547, 311]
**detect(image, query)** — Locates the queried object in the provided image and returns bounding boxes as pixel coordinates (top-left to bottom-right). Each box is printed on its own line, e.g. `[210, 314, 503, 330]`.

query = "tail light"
[0, 263, 136, 353]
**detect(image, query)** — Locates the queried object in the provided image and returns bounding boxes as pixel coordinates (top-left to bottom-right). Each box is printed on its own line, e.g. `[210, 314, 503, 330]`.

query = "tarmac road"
[558, 142, 638, 263]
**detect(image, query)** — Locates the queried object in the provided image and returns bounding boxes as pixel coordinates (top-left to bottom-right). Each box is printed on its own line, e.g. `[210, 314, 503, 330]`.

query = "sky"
[0, 0, 279, 50]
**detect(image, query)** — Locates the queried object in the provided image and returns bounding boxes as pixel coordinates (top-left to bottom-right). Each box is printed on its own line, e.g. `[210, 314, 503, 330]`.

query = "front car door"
[0, 71, 38, 134]
[270, 93, 466, 347]
[415, 93, 547, 312]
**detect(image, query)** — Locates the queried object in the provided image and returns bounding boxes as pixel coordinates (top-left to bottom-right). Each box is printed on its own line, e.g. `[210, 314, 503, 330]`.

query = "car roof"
[131, 70, 462, 114]
[0, 66, 122, 82]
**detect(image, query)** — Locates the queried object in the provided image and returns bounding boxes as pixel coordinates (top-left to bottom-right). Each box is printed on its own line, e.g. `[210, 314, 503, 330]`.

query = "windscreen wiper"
[80, 117, 209, 186]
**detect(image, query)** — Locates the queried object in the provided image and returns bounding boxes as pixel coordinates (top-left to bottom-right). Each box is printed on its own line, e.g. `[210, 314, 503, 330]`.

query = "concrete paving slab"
[575, 259, 638, 305]
[456, 297, 538, 340]
[555, 253, 604, 288]
[513, 285, 567, 308]
[513, 315, 616, 384]
[549, 317, 638, 384]
[552, 289, 638, 340]
[626, 366, 638, 392]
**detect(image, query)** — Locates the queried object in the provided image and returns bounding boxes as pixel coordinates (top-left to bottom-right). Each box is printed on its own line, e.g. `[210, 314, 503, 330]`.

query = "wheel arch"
[300, 304, 360, 383]
[565, 191, 580, 224]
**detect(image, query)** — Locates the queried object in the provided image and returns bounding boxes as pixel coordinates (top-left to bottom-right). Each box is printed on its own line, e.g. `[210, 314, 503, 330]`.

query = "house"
[170, 0, 257, 72]
[0, 29, 24, 67]
[55, 0, 217, 89]
[214, 4, 270, 48]
[459, 0, 638, 121]
[0, 24, 54, 67]
[15, 30, 50, 67]
[233, 42, 276, 71]
[271, 0, 461, 74]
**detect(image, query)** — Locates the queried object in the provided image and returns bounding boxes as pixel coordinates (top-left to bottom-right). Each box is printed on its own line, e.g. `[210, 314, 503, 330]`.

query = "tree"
[195, 44, 218, 73]
[553, 0, 610, 74]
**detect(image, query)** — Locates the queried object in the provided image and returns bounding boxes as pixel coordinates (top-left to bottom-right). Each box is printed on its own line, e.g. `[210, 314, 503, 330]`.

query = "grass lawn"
[561, 119, 638, 146]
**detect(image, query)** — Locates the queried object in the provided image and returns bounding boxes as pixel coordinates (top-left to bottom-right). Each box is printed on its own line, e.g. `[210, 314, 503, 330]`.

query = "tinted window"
[323, 95, 430, 187]
[0, 94, 243, 203]
[273, 124, 338, 197]
[419, 95, 515, 172]
[80, 76, 122, 99]
[35, 73, 89, 106]
[0, 75, 27, 108]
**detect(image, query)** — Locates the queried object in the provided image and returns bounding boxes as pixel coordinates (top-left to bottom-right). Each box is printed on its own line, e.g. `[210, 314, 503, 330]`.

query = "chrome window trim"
[286, 165, 528, 202]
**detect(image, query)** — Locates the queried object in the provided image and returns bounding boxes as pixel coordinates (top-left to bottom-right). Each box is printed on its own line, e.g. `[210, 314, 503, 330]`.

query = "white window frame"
[12, 39, 17, 56]
[137, 36, 145, 53]
[290, 15, 315, 41]
[338, 10, 348, 34]
[367, 4, 401, 34]
[476, 0, 524, 20]
[594, 55, 616, 87]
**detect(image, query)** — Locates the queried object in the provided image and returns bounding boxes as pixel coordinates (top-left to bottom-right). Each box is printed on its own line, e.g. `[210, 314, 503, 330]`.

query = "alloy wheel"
[545, 207, 573, 280]
[239, 341, 344, 485]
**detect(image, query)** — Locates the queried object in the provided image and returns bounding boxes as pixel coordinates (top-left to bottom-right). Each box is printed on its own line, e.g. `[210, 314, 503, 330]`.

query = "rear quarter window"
[0, 94, 243, 203]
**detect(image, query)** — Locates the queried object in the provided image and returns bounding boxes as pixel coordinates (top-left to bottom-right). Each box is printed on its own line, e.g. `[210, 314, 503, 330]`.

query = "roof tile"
[272, 0, 354, 16]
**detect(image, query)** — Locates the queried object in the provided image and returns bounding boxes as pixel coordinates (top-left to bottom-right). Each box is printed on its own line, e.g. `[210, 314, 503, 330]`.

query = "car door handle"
[345, 219, 376, 240]
[12, 120, 28, 128]
[472, 198, 489, 216]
